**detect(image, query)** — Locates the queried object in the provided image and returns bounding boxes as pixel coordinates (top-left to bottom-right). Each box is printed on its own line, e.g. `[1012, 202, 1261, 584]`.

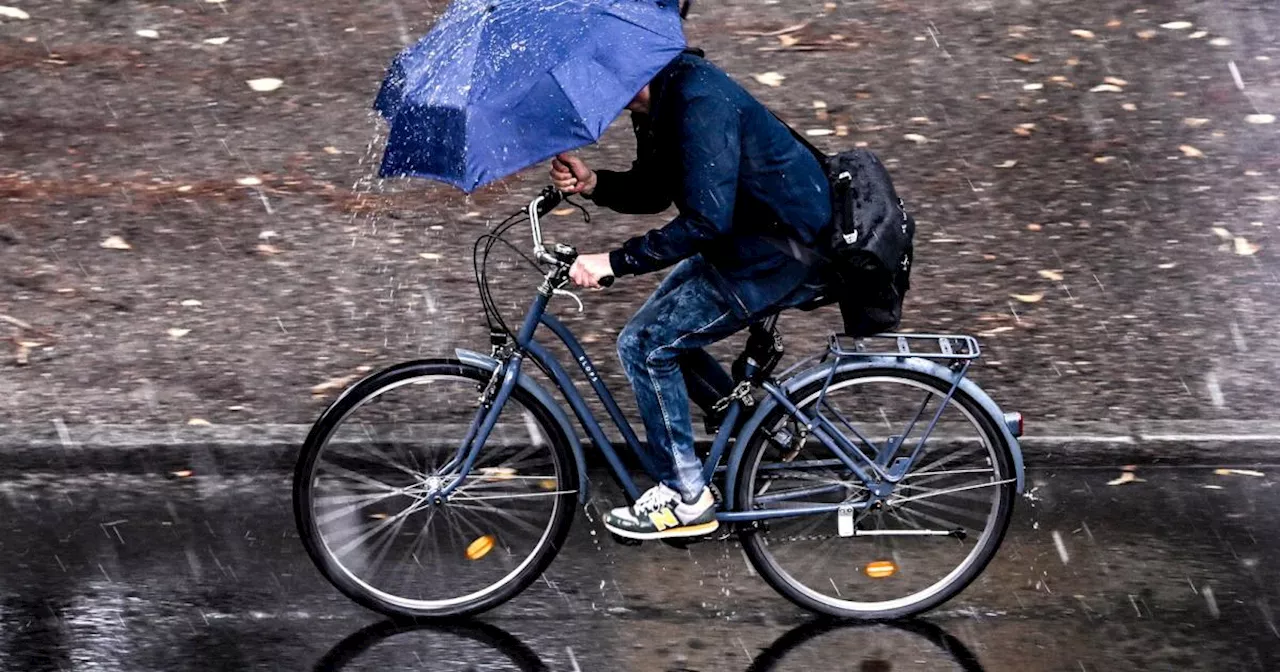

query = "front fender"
[455, 349, 590, 502]
[724, 356, 1026, 510]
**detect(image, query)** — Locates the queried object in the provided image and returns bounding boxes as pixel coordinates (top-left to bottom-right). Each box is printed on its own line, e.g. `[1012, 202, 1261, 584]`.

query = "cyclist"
[549, 48, 831, 540]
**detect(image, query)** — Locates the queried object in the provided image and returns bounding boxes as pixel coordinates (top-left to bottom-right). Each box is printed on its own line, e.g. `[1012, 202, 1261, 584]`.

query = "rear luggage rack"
[829, 333, 981, 360]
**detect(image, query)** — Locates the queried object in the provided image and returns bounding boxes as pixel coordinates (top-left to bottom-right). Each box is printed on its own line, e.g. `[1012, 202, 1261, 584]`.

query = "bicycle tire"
[293, 359, 578, 619]
[735, 366, 1017, 620]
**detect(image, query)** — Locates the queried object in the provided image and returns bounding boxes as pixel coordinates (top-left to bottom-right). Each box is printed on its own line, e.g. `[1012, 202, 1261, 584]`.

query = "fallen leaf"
[1094, 156, 1115, 164]
[1136, 29, 1157, 40]
[312, 374, 359, 397]
[203, 37, 230, 45]
[1104, 76, 1129, 86]
[551, 208, 574, 216]
[979, 326, 1015, 337]
[176, 185, 193, 192]
[1183, 117, 1211, 127]
[172, 469, 195, 477]
[1214, 468, 1265, 477]
[1011, 53, 1039, 63]
[1090, 84, 1124, 93]
[1189, 31, 1207, 39]
[181, 299, 202, 307]
[14, 342, 30, 366]
[100, 235, 132, 250]
[1233, 237, 1259, 256]
[1023, 83, 1044, 91]
[1011, 293, 1044, 303]
[995, 160, 1018, 168]
[1026, 223, 1043, 231]
[323, 146, 341, 154]
[1107, 471, 1144, 486]
[247, 78, 284, 92]
[419, 252, 443, 260]
[236, 176, 263, 186]
[1106, 18, 1123, 28]
[186, 418, 210, 426]
[777, 34, 800, 48]
[752, 72, 785, 87]
[1211, 226, 1233, 240]
[1157, 262, 1177, 269]
[1179, 144, 1204, 158]
[1245, 114, 1275, 124]
[136, 29, 159, 39]
[1122, 102, 1138, 111]
[1038, 269, 1064, 281]
[806, 128, 834, 137]
[256, 243, 280, 255]
[1013, 126, 1033, 137]
[168, 328, 191, 339]
[902, 133, 928, 144]
[1071, 29, 1095, 40]
[258, 230, 278, 240]
[0, 6, 31, 20]
[1160, 21, 1194, 30]
[1209, 37, 1232, 47]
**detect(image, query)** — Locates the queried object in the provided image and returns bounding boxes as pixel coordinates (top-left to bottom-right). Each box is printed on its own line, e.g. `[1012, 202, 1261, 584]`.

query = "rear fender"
[455, 349, 590, 502]
[724, 356, 1026, 510]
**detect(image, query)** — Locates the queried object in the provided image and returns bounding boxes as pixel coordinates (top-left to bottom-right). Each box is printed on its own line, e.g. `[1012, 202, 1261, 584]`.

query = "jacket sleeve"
[586, 114, 674, 215]
[608, 95, 740, 277]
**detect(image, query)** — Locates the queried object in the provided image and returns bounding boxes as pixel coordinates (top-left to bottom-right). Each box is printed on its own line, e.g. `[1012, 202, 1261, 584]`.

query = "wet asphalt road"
[0, 464, 1274, 671]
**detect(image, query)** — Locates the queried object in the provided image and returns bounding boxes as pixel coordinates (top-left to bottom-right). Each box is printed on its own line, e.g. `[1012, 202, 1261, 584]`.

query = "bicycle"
[292, 186, 1027, 620]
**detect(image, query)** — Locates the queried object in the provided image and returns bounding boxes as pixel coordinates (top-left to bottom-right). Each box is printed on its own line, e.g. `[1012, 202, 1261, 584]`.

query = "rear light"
[1004, 412, 1024, 437]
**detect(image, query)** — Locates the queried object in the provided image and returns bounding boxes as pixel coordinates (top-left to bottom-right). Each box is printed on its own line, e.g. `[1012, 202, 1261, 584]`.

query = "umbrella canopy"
[374, 0, 687, 193]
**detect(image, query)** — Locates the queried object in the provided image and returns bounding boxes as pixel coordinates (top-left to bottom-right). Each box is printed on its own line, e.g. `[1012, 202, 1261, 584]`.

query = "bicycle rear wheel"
[293, 359, 578, 619]
[736, 367, 1016, 619]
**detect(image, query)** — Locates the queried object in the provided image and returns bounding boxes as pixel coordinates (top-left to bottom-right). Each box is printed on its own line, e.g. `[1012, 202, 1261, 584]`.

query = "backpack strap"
[768, 109, 829, 162]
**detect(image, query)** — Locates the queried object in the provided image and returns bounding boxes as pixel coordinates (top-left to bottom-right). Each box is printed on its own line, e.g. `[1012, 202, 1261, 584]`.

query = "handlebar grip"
[598, 276, 615, 288]
[535, 187, 563, 218]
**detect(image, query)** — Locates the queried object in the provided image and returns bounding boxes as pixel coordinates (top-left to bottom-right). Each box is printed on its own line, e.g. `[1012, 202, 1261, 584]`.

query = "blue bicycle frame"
[432, 273, 1025, 525]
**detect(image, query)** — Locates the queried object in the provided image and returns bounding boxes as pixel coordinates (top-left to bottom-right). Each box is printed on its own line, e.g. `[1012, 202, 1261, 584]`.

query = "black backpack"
[776, 119, 916, 337]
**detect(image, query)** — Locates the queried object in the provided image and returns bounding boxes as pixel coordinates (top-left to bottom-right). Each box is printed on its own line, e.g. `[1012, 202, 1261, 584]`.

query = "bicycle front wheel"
[736, 366, 1017, 619]
[293, 359, 578, 619]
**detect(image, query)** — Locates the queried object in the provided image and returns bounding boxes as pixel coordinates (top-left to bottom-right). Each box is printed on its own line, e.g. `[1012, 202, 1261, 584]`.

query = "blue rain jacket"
[596, 50, 831, 317]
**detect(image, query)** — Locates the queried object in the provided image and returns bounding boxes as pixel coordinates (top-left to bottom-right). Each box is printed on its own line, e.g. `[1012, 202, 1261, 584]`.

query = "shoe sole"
[603, 520, 720, 541]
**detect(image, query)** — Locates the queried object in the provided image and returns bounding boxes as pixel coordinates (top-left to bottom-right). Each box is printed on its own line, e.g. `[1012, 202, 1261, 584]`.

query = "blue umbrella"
[374, 0, 687, 193]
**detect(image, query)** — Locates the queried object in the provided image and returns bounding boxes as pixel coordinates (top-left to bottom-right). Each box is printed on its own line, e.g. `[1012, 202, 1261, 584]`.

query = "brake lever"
[552, 287, 584, 313]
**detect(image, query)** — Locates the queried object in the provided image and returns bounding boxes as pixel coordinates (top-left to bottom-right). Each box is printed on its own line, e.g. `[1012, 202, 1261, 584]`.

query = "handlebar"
[528, 187, 614, 289]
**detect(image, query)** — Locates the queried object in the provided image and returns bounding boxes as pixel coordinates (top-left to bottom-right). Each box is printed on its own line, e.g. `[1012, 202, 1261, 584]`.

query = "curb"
[1, 420, 1277, 473]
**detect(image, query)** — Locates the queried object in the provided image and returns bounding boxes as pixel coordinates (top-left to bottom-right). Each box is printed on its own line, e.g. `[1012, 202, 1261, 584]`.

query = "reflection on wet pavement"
[0, 465, 1273, 670]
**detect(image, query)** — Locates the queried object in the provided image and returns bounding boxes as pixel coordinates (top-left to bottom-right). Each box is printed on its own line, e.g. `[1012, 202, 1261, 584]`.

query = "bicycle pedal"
[609, 532, 643, 547]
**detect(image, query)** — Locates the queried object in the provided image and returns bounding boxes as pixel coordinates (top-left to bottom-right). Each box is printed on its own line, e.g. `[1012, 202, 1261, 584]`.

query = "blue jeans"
[616, 256, 821, 501]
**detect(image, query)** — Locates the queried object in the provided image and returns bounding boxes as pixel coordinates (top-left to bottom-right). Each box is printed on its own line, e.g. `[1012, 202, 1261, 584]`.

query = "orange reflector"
[865, 560, 897, 579]
[539, 479, 558, 491]
[465, 535, 496, 561]
[368, 513, 388, 520]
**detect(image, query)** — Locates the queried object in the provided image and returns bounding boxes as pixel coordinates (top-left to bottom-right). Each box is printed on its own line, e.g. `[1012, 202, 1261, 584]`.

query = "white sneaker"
[604, 484, 719, 540]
